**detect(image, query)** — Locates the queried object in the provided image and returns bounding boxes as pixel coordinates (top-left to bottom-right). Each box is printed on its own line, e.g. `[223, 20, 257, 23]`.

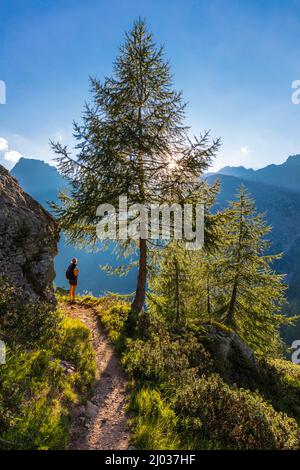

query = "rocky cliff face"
[0, 164, 59, 302]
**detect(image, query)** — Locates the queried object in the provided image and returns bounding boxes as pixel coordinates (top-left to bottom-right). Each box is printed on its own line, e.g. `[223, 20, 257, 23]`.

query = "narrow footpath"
[64, 303, 131, 450]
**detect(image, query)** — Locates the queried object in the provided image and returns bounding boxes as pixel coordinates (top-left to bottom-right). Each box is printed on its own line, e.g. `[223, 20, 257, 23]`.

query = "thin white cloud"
[240, 146, 252, 156]
[54, 131, 63, 143]
[4, 150, 22, 164]
[0, 137, 8, 152]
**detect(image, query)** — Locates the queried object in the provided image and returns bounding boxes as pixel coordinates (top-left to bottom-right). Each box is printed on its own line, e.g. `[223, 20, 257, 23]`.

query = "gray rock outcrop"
[0, 164, 59, 302]
[200, 322, 259, 385]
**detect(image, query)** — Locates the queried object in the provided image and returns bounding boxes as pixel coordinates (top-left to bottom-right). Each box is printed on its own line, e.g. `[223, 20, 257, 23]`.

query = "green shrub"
[257, 358, 300, 422]
[122, 332, 210, 386]
[129, 388, 180, 450]
[175, 373, 300, 450]
[96, 300, 131, 351]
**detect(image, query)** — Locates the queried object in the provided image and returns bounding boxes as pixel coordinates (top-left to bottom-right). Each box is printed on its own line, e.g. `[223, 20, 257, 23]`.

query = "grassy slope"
[0, 303, 96, 450]
[3, 290, 300, 450]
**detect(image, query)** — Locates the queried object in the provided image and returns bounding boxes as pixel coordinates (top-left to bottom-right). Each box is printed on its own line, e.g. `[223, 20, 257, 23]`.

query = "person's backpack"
[66, 264, 75, 280]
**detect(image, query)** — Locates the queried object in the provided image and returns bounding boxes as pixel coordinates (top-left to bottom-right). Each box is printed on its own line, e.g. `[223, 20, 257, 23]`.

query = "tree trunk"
[225, 199, 244, 327]
[226, 278, 238, 326]
[174, 257, 181, 323]
[207, 275, 211, 317]
[131, 238, 147, 313]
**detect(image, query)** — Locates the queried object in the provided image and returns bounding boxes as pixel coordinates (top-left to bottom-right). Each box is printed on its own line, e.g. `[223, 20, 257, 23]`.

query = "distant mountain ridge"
[216, 165, 256, 179]
[10, 155, 300, 341]
[213, 154, 300, 193]
[11, 158, 66, 204]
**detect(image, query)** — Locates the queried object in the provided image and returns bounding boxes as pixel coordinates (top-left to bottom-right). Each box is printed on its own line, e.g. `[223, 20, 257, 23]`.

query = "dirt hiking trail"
[64, 303, 131, 450]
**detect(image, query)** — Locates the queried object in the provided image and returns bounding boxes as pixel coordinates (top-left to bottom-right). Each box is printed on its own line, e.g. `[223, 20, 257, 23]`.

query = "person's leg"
[69, 283, 73, 301]
[71, 285, 75, 302]
[73, 285, 77, 302]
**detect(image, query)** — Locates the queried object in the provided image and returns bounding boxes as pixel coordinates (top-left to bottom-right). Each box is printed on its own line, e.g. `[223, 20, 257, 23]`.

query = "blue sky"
[1, 0, 300, 171]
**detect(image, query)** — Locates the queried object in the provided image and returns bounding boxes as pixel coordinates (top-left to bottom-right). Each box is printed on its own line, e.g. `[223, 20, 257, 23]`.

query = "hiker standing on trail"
[66, 258, 79, 302]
